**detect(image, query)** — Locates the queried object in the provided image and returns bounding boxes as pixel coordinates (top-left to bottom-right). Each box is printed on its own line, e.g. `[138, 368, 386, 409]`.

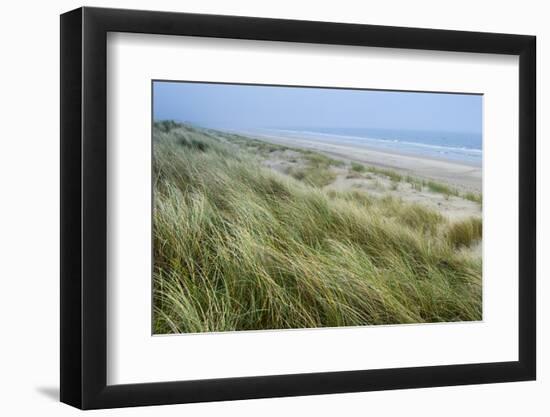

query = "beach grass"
[153, 122, 482, 334]
[425, 180, 458, 196]
[463, 191, 483, 204]
[286, 150, 342, 187]
[365, 165, 403, 182]
[351, 161, 367, 173]
[446, 217, 483, 248]
[403, 175, 482, 203]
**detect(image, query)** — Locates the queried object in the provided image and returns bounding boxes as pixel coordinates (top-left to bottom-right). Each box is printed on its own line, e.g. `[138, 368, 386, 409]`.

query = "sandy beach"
[240, 130, 482, 193]
[225, 129, 482, 222]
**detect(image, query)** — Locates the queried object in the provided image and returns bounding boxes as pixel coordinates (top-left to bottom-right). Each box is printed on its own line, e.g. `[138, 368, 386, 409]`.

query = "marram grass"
[153, 123, 482, 334]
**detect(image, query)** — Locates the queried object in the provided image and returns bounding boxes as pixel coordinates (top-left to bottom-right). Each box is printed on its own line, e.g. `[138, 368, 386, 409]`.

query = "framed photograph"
[60, 6, 536, 409]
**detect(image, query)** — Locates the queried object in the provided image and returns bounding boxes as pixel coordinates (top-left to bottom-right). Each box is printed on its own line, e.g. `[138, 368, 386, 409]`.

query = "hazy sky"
[153, 81, 482, 134]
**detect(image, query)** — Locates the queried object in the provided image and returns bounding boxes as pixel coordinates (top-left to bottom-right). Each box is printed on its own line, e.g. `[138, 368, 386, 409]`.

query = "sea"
[266, 127, 482, 166]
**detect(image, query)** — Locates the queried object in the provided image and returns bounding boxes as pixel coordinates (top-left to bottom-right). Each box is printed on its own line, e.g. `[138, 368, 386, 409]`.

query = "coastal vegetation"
[153, 122, 482, 334]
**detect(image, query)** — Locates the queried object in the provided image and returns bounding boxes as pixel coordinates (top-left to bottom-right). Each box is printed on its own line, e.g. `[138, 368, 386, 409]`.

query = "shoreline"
[235, 130, 482, 193]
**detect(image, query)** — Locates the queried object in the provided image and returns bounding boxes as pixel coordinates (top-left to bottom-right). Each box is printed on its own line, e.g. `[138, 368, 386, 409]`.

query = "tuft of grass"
[303, 150, 344, 167]
[283, 150, 341, 188]
[426, 181, 458, 197]
[156, 119, 181, 133]
[404, 175, 482, 204]
[446, 217, 483, 248]
[153, 121, 482, 334]
[351, 162, 366, 173]
[287, 166, 336, 187]
[405, 175, 423, 192]
[464, 192, 483, 204]
[366, 166, 403, 182]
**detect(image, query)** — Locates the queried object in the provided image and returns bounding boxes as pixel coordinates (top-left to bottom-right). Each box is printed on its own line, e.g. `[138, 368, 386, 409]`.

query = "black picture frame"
[60, 6, 536, 410]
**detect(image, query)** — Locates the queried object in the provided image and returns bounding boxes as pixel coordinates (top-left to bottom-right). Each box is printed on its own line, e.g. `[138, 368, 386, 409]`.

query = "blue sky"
[153, 81, 482, 134]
